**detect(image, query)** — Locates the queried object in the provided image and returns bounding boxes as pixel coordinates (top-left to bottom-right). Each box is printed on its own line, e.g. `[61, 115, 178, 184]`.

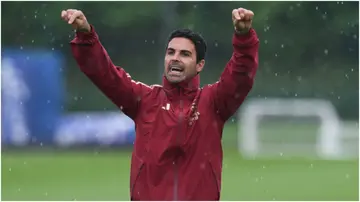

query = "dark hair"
[167, 28, 207, 63]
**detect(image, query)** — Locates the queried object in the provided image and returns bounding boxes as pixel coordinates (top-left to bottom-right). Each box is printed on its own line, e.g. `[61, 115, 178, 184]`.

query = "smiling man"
[62, 7, 259, 201]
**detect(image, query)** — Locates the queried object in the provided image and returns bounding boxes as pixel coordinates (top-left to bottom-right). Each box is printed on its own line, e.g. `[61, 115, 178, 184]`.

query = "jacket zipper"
[131, 163, 144, 199]
[174, 87, 183, 200]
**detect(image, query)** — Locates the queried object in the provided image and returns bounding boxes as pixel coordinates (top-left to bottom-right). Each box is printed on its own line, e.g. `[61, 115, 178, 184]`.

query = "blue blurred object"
[1, 49, 64, 146]
[54, 111, 136, 147]
[1, 49, 136, 147]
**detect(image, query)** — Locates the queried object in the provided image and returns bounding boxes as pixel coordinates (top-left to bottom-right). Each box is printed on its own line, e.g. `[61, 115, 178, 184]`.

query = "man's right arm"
[70, 25, 150, 120]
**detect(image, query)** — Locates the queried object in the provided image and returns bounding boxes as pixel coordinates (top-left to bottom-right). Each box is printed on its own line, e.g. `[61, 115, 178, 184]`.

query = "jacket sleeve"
[210, 28, 259, 122]
[70, 25, 151, 120]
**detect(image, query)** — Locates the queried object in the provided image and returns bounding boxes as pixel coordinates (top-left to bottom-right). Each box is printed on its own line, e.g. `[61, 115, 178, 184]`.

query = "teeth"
[171, 66, 182, 71]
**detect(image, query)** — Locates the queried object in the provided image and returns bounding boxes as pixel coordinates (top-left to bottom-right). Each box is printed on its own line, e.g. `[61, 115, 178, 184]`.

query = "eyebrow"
[167, 48, 192, 55]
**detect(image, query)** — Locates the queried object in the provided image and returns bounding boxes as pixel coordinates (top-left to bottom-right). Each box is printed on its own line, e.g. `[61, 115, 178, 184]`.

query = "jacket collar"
[162, 74, 200, 101]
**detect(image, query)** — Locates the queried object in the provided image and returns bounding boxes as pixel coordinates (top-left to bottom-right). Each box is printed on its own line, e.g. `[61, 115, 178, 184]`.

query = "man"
[61, 7, 259, 201]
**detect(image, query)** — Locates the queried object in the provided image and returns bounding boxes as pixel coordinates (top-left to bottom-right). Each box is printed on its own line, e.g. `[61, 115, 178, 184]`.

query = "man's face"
[164, 37, 204, 83]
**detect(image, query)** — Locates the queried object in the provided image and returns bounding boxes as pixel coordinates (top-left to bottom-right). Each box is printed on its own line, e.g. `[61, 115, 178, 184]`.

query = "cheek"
[164, 59, 169, 67]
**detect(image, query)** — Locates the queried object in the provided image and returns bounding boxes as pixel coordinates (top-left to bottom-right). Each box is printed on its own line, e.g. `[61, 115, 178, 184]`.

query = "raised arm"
[62, 9, 150, 120]
[210, 8, 259, 122]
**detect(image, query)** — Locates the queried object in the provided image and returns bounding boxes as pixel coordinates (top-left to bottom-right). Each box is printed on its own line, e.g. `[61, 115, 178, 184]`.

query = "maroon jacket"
[70, 26, 259, 201]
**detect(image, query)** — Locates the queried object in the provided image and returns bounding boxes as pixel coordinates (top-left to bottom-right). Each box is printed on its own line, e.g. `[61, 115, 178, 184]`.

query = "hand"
[232, 8, 254, 34]
[61, 9, 91, 32]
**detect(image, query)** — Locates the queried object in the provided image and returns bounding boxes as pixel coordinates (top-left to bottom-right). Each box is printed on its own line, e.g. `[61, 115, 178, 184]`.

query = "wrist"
[76, 24, 91, 33]
[234, 27, 250, 35]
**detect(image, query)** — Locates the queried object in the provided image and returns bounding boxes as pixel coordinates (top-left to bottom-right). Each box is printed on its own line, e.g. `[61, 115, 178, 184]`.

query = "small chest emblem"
[189, 99, 200, 126]
[162, 103, 170, 111]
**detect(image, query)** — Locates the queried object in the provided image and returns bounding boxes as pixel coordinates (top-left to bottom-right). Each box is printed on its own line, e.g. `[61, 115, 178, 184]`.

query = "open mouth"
[169, 65, 184, 74]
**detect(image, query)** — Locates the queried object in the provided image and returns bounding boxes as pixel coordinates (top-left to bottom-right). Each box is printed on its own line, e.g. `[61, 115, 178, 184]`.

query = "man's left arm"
[210, 28, 259, 122]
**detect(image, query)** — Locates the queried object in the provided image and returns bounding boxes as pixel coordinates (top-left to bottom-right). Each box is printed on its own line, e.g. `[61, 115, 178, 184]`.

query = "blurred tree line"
[2, 1, 358, 120]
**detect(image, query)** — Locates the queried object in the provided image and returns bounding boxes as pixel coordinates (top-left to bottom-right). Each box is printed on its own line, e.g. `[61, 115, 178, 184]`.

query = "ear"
[196, 59, 205, 73]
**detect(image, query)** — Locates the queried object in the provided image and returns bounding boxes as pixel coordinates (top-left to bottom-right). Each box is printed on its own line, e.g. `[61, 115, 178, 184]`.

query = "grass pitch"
[2, 123, 358, 201]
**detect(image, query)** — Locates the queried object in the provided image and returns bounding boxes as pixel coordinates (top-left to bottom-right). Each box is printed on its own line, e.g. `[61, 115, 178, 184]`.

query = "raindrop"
[324, 49, 328, 55]
[18, 188, 21, 192]
[353, 34, 357, 39]
[295, 93, 298, 97]
[40, 142, 43, 146]
[144, 40, 147, 43]
[345, 74, 349, 79]
[26, 56, 30, 60]
[45, 13, 47, 17]
[120, 106, 124, 110]
[151, 40, 155, 44]
[214, 42, 218, 47]
[43, 25, 46, 30]
[281, 44, 284, 48]
[20, 46, 23, 50]
[24, 161, 27, 165]
[52, 48, 55, 51]
[34, 15, 37, 19]
[74, 96, 78, 101]
[44, 192, 48, 196]
[262, 165, 266, 169]
[297, 76, 302, 82]
[337, 96, 341, 99]
[351, 69, 354, 72]
[255, 177, 259, 182]
[31, 39, 35, 43]
[193, 4, 197, 8]
[9, 168, 12, 171]
[231, 118, 235, 123]
[264, 40, 268, 44]
[289, 5, 294, 10]
[60, 44, 64, 48]
[315, 6, 319, 10]
[47, 100, 51, 104]
[274, 73, 278, 76]
[279, 152, 283, 156]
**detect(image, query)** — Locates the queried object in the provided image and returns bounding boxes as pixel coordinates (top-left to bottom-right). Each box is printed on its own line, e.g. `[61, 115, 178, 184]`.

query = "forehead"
[168, 37, 195, 52]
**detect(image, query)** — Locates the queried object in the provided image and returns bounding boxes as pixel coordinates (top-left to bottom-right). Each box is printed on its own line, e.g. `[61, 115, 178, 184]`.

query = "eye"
[182, 52, 190, 57]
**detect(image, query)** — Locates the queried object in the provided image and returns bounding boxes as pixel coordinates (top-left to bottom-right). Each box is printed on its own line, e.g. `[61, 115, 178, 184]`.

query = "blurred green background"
[1, 1, 359, 201]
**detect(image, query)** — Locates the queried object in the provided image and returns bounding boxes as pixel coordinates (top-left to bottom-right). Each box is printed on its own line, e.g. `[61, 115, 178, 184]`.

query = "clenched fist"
[61, 9, 91, 32]
[232, 8, 254, 34]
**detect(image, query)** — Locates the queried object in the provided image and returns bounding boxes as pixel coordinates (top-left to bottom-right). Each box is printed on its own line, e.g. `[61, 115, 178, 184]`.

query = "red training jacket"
[70, 25, 259, 201]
